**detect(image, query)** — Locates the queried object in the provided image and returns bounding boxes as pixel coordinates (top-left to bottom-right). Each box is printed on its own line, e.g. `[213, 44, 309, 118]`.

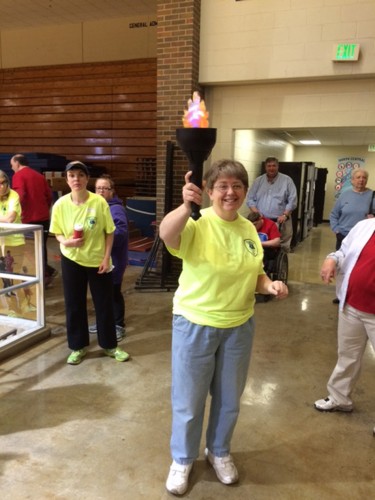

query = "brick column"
[156, 0, 202, 223]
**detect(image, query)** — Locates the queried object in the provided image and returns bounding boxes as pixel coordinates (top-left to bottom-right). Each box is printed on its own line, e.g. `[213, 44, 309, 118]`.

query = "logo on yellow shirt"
[244, 239, 259, 256]
[86, 216, 97, 230]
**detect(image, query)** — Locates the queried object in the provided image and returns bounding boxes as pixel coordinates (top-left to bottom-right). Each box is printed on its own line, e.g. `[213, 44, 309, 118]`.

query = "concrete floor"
[0, 223, 374, 499]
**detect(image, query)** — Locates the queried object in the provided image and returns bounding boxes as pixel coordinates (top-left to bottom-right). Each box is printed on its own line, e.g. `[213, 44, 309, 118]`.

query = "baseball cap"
[65, 161, 89, 175]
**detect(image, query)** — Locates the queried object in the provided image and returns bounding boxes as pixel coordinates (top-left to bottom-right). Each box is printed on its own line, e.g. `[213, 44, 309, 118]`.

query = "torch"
[176, 92, 217, 220]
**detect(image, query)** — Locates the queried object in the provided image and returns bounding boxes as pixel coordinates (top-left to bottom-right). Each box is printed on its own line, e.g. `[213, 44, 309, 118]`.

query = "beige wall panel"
[0, 15, 156, 69]
[83, 16, 157, 63]
[208, 79, 375, 146]
[1, 24, 83, 68]
[200, 0, 375, 84]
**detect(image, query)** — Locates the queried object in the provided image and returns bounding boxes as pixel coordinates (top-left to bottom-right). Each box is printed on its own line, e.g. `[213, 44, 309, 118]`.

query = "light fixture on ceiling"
[299, 140, 321, 145]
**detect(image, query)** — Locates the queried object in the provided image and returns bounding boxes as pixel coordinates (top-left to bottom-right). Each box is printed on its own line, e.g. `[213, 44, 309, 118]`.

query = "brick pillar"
[156, 0, 202, 223]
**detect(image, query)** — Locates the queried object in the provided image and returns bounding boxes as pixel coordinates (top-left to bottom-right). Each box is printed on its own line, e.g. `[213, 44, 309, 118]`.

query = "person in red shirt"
[248, 210, 281, 247]
[248, 210, 281, 273]
[315, 218, 375, 425]
[11, 154, 56, 282]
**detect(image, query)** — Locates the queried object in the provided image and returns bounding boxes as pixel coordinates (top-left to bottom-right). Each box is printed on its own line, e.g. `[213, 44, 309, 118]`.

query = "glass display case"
[0, 222, 50, 361]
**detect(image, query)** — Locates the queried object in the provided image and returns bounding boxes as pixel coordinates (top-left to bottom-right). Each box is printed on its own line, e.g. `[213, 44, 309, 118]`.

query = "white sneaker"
[166, 460, 192, 495]
[205, 448, 239, 484]
[314, 396, 353, 412]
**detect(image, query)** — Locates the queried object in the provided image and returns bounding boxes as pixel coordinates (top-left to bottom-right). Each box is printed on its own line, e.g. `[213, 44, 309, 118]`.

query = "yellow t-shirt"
[50, 191, 115, 267]
[167, 207, 264, 328]
[0, 189, 25, 246]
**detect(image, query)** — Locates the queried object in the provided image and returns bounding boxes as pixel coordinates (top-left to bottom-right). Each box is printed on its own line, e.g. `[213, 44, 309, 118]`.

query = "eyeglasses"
[96, 187, 112, 191]
[213, 183, 244, 193]
[0, 181, 8, 186]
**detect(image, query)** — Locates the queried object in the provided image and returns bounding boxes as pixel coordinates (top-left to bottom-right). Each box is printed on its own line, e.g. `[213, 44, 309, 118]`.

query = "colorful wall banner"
[334, 157, 365, 199]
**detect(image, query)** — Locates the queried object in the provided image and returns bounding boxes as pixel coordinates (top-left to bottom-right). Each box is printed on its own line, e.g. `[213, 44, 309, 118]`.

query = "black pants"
[61, 254, 117, 351]
[113, 283, 125, 327]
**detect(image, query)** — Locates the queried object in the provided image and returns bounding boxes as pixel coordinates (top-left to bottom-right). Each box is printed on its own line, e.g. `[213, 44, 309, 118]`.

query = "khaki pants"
[280, 217, 293, 252]
[327, 305, 375, 407]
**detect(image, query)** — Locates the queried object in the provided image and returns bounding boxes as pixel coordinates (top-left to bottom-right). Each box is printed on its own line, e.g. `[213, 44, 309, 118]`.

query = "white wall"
[200, 0, 375, 220]
[200, 0, 375, 84]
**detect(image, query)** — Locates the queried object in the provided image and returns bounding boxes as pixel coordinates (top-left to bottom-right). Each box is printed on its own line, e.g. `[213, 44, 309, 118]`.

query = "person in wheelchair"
[247, 210, 281, 275]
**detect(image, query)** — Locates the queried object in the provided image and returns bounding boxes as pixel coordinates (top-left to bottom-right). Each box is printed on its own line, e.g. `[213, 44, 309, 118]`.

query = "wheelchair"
[256, 247, 288, 303]
[263, 247, 288, 284]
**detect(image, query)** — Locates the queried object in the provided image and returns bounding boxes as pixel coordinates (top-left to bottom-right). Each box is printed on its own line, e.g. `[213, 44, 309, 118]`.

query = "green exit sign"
[333, 43, 360, 61]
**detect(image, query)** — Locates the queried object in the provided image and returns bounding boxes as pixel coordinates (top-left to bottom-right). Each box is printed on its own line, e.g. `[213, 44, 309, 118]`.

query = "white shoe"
[314, 396, 353, 412]
[205, 448, 238, 484]
[166, 460, 192, 495]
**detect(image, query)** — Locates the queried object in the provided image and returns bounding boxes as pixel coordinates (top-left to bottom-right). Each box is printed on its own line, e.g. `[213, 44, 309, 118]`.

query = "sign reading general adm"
[129, 21, 157, 28]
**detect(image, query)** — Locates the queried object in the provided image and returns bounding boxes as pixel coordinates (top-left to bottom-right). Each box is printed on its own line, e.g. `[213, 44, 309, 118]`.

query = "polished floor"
[0, 223, 374, 499]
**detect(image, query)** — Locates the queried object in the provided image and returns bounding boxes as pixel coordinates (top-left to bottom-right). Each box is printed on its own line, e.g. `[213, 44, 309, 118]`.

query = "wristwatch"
[283, 214, 289, 220]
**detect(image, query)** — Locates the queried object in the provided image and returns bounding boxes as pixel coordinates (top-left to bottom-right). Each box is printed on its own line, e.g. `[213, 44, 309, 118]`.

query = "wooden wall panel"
[0, 58, 157, 200]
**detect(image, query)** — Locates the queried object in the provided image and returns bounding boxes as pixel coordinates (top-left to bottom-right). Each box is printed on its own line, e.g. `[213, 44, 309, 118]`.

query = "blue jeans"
[170, 315, 254, 465]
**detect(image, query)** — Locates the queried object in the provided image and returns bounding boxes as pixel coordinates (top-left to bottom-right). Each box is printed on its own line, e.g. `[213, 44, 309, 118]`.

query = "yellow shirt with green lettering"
[167, 207, 264, 328]
[50, 191, 115, 267]
[0, 189, 25, 246]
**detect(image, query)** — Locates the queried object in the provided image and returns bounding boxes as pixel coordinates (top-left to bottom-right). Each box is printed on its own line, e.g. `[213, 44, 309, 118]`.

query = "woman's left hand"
[267, 280, 288, 299]
[98, 257, 111, 274]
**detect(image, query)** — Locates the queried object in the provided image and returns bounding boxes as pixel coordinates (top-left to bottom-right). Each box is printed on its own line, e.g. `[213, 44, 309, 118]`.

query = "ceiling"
[0, 0, 372, 148]
[268, 127, 375, 148]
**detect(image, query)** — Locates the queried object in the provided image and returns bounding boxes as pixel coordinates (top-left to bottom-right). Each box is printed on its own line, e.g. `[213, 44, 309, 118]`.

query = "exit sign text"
[333, 43, 360, 61]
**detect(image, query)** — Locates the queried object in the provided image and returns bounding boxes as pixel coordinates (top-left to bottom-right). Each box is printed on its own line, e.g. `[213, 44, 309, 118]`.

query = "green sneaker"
[67, 348, 87, 365]
[104, 347, 130, 362]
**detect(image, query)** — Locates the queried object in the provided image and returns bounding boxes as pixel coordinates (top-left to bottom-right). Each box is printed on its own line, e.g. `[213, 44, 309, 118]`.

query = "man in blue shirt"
[246, 157, 297, 251]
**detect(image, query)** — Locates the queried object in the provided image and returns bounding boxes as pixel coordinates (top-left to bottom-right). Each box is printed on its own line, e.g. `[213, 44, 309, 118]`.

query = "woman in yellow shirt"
[160, 159, 288, 495]
[0, 170, 25, 248]
[50, 161, 129, 365]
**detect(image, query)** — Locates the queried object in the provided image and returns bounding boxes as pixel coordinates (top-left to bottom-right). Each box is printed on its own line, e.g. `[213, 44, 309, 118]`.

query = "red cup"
[73, 224, 83, 239]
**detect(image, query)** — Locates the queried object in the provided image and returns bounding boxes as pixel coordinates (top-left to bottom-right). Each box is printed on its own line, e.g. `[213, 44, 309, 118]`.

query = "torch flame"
[182, 91, 209, 128]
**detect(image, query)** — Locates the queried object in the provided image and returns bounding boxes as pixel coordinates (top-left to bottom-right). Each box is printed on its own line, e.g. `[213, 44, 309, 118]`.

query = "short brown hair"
[97, 173, 115, 190]
[264, 156, 279, 166]
[247, 211, 261, 223]
[203, 159, 248, 190]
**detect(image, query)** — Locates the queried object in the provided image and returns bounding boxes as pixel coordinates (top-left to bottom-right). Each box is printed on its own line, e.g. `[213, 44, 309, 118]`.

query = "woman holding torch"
[160, 159, 288, 495]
